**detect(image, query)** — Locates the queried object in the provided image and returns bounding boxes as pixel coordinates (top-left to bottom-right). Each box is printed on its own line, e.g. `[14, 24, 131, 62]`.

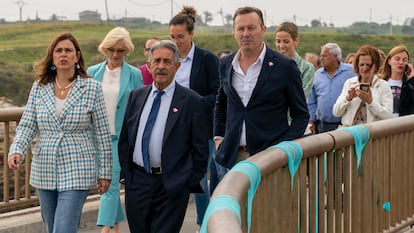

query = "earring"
[49, 65, 56, 71]
[76, 63, 80, 69]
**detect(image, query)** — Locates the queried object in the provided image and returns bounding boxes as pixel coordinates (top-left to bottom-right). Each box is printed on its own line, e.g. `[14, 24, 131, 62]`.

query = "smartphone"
[360, 83, 370, 92]
[405, 65, 411, 76]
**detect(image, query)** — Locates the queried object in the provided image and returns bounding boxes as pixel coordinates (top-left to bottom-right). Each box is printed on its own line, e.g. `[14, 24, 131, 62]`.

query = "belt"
[239, 145, 248, 152]
[132, 163, 162, 175]
[321, 121, 341, 125]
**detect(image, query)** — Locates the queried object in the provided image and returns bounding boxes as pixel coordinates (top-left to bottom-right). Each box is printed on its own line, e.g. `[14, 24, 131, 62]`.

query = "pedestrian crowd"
[7, 5, 414, 233]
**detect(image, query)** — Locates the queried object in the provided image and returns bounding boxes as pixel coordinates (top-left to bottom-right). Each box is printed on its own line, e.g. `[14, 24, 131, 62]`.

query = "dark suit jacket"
[399, 76, 414, 116]
[189, 46, 219, 137]
[118, 83, 209, 196]
[214, 47, 310, 168]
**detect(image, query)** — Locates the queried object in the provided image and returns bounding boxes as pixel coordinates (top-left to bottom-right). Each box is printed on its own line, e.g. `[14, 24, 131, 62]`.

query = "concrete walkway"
[0, 194, 198, 233]
[80, 194, 197, 233]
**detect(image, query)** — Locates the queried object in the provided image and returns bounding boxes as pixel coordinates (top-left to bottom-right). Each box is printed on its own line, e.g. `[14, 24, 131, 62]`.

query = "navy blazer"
[214, 47, 310, 168]
[189, 46, 219, 137]
[118, 83, 209, 196]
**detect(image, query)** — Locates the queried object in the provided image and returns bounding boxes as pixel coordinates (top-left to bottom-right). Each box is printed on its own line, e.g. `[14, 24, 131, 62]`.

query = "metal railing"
[0, 107, 38, 213]
[0, 107, 101, 214]
[206, 115, 414, 233]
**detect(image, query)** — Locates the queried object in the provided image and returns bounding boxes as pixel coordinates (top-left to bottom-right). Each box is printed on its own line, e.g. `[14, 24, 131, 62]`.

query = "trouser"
[37, 189, 89, 233]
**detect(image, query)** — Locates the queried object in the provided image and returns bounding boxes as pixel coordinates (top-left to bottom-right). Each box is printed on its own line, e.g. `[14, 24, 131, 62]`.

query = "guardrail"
[0, 107, 37, 213]
[0, 107, 100, 214]
[205, 115, 414, 233]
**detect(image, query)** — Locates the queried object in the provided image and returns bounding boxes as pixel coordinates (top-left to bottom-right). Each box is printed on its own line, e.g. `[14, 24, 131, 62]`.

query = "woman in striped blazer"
[8, 32, 113, 233]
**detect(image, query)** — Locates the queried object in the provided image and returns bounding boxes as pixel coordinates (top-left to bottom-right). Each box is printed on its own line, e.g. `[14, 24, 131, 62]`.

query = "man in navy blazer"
[118, 40, 209, 233]
[214, 6, 310, 169]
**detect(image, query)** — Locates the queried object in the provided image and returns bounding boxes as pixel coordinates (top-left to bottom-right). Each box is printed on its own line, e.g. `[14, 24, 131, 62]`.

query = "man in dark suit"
[214, 6, 310, 169]
[118, 40, 209, 233]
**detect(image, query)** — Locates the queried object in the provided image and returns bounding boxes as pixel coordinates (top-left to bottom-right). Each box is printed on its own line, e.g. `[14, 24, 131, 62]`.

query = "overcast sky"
[1, 0, 413, 27]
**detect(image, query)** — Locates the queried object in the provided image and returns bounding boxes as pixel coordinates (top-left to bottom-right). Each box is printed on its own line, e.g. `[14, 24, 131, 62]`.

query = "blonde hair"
[98, 27, 134, 56]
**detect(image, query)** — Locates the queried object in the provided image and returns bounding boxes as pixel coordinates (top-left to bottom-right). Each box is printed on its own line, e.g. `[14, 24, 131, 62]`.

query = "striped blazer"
[9, 77, 112, 191]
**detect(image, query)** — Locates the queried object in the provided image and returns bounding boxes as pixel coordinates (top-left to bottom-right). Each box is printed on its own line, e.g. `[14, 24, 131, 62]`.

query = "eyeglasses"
[107, 48, 126, 54]
[169, 34, 185, 42]
[358, 63, 372, 68]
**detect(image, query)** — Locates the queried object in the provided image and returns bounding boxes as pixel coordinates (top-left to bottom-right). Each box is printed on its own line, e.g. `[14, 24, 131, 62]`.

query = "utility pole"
[369, 8, 372, 23]
[171, 0, 173, 19]
[104, 0, 110, 24]
[15, 0, 26, 22]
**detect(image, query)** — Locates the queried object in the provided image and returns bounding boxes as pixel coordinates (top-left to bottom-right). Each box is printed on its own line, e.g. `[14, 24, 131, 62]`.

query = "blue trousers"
[194, 139, 228, 225]
[96, 137, 125, 227]
[37, 189, 89, 233]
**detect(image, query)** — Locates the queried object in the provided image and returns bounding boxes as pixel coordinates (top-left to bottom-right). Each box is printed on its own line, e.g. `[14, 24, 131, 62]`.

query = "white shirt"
[133, 82, 175, 167]
[55, 97, 66, 117]
[231, 45, 266, 146]
[388, 79, 403, 118]
[101, 65, 121, 135]
[174, 42, 195, 88]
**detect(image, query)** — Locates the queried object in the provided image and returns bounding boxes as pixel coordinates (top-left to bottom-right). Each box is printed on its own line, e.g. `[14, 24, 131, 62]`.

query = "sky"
[1, 0, 413, 27]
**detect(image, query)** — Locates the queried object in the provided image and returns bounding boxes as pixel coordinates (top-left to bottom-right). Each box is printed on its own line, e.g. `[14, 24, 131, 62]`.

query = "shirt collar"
[151, 81, 175, 97]
[232, 43, 267, 67]
[180, 42, 195, 63]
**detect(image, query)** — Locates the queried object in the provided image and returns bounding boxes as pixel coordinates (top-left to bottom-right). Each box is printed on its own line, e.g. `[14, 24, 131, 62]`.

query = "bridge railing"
[0, 107, 101, 214]
[206, 115, 414, 233]
[0, 107, 38, 213]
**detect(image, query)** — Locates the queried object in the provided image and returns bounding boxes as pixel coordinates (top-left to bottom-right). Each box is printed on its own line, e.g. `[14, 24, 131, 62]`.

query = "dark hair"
[169, 6, 196, 33]
[353, 44, 381, 74]
[233, 6, 264, 27]
[34, 32, 89, 85]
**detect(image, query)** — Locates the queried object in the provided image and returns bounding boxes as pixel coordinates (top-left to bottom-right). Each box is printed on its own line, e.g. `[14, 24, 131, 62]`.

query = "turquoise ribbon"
[231, 161, 261, 233]
[200, 161, 260, 233]
[268, 141, 303, 189]
[200, 195, 241, 233]
[339, 125, 370, 174]
[383, 202, 391, 212]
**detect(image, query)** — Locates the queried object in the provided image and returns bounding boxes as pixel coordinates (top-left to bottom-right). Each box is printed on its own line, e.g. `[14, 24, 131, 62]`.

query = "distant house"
[79, 10, 101, 21]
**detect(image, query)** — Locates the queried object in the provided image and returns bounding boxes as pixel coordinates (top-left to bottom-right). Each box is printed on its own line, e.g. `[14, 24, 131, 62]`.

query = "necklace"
[55, 78, 74, 96]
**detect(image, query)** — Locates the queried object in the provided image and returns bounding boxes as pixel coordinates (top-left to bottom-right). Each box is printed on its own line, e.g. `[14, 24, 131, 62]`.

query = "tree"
[311, 19, 321, 27]
[225, 14, 232, 25]
[203, 11, 213, 25]
[195, 14, 203, 25]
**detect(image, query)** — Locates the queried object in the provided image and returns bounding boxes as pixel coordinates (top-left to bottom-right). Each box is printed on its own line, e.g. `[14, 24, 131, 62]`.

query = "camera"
[360, 83, 370, 92]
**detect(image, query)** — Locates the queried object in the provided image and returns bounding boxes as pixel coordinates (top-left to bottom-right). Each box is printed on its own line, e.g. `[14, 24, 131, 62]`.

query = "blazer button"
[59, 132, 64, 137]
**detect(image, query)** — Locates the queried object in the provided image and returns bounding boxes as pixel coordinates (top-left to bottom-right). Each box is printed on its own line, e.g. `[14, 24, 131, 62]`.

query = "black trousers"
[124, 165, 190, 233]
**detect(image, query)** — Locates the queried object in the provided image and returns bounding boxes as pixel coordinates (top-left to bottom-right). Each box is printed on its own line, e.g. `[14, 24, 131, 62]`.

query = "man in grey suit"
[214, 6, 310, 169]
[118, 40, 209, 233]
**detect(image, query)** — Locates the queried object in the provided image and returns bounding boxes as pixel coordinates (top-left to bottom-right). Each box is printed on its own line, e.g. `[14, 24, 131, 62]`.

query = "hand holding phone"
[359, 83, 370, 92]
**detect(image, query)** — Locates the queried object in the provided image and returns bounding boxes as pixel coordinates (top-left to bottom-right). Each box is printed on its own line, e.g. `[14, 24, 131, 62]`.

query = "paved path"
[80, 195, 197, 233]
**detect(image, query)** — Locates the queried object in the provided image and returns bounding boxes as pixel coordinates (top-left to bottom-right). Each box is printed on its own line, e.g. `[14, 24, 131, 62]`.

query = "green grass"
[2, 21, 414, 106]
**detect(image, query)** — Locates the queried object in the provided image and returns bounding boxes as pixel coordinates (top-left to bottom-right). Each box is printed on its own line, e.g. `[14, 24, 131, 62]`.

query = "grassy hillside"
[1, 21, 414, 106]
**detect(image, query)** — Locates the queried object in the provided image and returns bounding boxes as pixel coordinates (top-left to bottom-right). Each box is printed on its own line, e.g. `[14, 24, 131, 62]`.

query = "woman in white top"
[333, 44, 393, 127]
[87, 27, 143, 233]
